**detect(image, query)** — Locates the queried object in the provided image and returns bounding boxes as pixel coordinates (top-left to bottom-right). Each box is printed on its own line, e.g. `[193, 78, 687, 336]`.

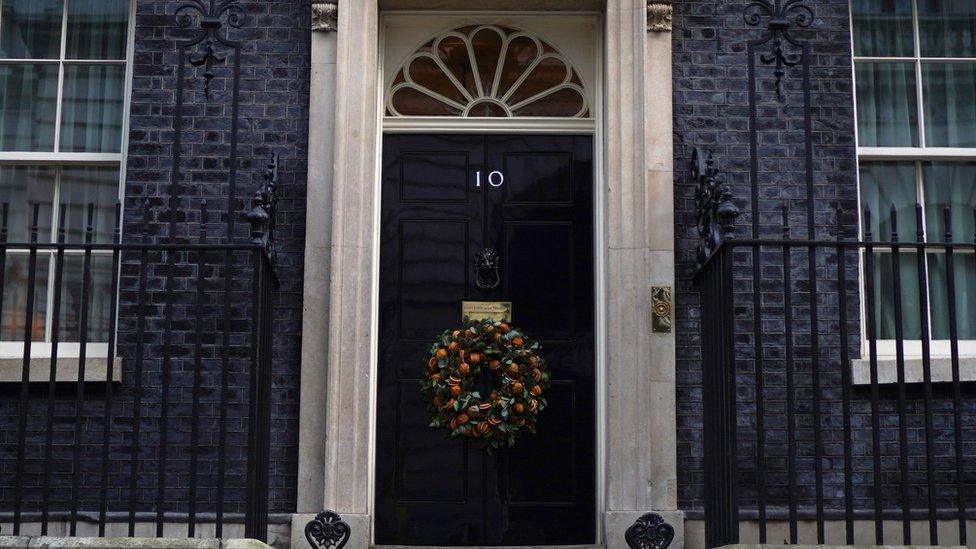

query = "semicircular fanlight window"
[387, 25, 589, 118]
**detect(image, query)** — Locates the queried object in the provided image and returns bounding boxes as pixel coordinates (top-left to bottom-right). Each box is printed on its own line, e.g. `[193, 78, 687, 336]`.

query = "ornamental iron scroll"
[743, 0, 814, 100]
[474, 248, 501, 290]
[247, 152, 280, 265]
[174, 0, 246, 99]
[694, 147, 739, 270]
[305, 510, 351, 549]
[625, 513, 676, 549]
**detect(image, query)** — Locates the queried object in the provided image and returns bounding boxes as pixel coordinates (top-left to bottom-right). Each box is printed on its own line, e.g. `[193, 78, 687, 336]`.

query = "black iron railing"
[0, 158, 279, 541]
[697, 199, 976, 547]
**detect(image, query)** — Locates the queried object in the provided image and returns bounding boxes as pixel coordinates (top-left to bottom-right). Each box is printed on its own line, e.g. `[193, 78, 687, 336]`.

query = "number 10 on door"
[475, 171, 505, 187]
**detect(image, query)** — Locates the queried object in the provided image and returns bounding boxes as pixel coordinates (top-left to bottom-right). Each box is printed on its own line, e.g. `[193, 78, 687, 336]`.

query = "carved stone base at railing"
[305, 510, 351, 549]
[625, 512, 676, 549]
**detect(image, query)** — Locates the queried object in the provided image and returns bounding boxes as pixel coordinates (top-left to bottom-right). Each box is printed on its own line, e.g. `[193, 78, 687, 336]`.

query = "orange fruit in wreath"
[469, 353, 481, 364]
[512, 336, 524, 347]
[488, 416, 502, 425]
[458, 413, 470, 424]
[430, 373, 441, 382]
[464, 329, 474, 338]
[489, 360, 501, 371]
[476, 422, 490, 435]
[452, 330, 461, 340]
[435, 349, 448, 360]
[444, 399, 456, 410]
[450, 386, 461, 397]
[506, 364, 519, 377]
[448, 341, 459, 352]
[529, 356, 538, 366]
[492, 333, 502, 342]
[530, 385, 542, 397]
[498, 323, 510, 333]
[459, 363, 470, 376]
[450, 418, 459, 430]
[513, 403, 525, 414]
[531, 368, 542, 381]
[512, 382, 524, 394]
[529, 399, 539, 412]
[479, 403, 492, 412]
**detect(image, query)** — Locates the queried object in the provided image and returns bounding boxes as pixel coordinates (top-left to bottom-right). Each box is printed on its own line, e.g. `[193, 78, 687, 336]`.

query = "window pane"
[859, 162, 918, 239]
[0, 63, 58, 151]
[0, 165, 56, 243]
[60, 166, 119, 244]
[59, 64, 126, 152]
[873, 251, 923, 339]
[922, 162, 976, 242]
[855, 62, 919, 147]
[1, 254, 49, 341]
[918, 0, 976, 57]
[58, 254, 112, 342]
[852, 0, 915, 57]
[0, 0, 63, 59]
[922, 63, 976, 147]
[922, 162, 976, 339]
[860, 162, 922, 340]
[927, 254, 976, 339]
[65, 0, 129, 60]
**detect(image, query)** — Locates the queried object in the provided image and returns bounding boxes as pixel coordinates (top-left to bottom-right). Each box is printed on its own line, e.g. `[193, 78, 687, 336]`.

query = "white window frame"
[0, 0, 135, 365]
[850, 0, 976, 374]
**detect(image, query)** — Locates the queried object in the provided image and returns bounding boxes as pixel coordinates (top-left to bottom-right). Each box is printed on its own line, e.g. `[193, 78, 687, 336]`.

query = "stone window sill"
[0, 356, 122, 383]
[852, 357, 976, 385]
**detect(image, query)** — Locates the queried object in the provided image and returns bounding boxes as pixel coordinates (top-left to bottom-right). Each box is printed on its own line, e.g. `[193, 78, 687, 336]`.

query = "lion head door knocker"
[305, 510, 351, 549]
[474, 248, 501, 290]
[625, 513, 675, 549]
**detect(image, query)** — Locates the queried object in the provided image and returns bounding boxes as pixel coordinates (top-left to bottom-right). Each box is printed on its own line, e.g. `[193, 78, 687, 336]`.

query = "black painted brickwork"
[673, 0, 976, 518]
[0, 0, 309, 517]
[122, 0, 309, 515]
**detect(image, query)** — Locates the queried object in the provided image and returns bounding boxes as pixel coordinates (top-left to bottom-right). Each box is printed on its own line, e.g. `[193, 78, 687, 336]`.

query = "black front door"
[375, 134, 595, 546]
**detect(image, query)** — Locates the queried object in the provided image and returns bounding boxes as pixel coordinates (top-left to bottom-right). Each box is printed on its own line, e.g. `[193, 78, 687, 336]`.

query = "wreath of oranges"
[421, 318, 551, 449]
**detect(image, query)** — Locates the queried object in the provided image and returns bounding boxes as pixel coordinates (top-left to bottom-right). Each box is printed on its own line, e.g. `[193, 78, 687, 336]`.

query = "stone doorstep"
[0, 537, 271, 549]
[718, 545, 967, 549]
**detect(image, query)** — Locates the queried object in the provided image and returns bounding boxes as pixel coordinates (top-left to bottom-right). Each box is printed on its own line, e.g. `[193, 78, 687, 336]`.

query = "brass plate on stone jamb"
[652, 286, 672, 333]
[462, 301, 512, 323]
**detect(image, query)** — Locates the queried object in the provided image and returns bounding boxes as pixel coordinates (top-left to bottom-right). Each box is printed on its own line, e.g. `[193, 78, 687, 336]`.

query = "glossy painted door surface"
[375, 134, 595, 546]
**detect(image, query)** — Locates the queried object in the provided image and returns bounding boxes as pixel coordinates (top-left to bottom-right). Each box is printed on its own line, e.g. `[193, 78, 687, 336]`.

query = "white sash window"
[852, 0, 976, 361]
[0, 0, 132, 356]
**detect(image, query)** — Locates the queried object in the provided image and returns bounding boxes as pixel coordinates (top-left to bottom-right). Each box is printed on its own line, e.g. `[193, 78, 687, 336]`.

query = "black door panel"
[376, 134, 595, 546]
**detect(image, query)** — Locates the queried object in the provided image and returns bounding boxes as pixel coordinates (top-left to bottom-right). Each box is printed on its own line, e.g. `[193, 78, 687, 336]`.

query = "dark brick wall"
[0, 0, 309, 519]
[122, 0, 309, 515]
[673, 0, 976, 519]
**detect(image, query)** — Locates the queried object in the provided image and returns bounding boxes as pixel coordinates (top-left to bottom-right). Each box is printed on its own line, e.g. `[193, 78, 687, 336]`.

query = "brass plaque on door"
[462, 301, 512, 323]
